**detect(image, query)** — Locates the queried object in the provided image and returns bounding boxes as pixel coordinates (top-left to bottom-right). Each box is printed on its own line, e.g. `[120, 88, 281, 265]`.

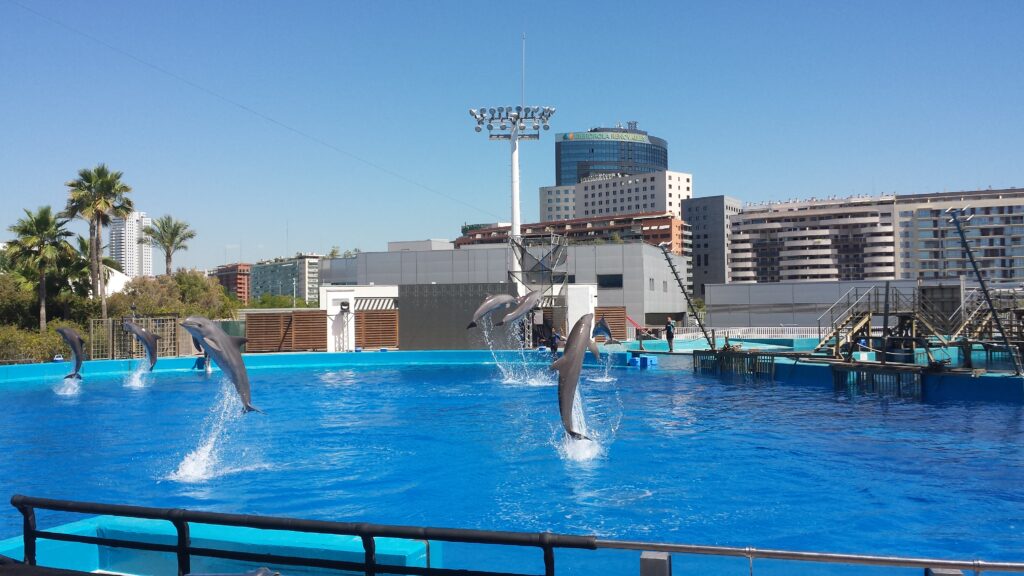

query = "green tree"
[63, 164, 134, 320]
[342, 248, 362, 258]
[5, 207, 77, 332]
[107, 271, 237, 319]
[326, 245, 341, 259]
[141, 215, 196, 275]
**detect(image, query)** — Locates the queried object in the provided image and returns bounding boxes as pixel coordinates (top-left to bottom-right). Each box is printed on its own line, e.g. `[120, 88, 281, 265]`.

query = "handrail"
[594, 539, 1024, 572]
[11, 495, 1024, 576]
[834, 286, 875, 326]
[816, 286, 859, 323]
[948, 288, 980, 323]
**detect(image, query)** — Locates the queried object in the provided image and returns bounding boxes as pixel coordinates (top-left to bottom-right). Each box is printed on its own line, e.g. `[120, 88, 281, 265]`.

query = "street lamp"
[469, 105, 556, 293]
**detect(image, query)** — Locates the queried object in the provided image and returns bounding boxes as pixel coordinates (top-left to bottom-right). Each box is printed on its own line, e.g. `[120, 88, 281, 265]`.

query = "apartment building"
[729, 195, 897, 283]
[109, 211, 153, 278]
[251, 253, 321, 304]
[895, 188, 1024, 281]
[455, 212, 690, 256]
[210, 263, 252, 305]
[682, 195, 743, 297]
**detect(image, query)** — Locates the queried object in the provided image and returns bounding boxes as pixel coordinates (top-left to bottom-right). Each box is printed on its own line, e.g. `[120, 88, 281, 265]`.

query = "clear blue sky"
[2, 0, 1022, 272]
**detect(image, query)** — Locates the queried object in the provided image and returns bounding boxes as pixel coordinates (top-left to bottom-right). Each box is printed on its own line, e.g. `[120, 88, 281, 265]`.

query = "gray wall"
[398, 283, 521, 350]
[322, 243, 690, 326]
[705, 280, 922, 327]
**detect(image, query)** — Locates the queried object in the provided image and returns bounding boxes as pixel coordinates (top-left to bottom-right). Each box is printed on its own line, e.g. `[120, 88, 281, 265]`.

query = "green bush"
[0, 320, 89, 363]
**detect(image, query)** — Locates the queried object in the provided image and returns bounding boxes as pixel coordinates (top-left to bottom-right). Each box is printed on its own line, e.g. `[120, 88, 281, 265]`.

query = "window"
[649, 278, 655, 291]
[597, 274, 623, 288]
[663, 280, 668, 292]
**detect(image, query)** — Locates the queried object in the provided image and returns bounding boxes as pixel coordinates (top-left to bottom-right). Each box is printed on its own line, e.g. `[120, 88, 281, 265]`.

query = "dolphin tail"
[607, 338, 620, 346]
[466, 321, 477, 329]
[63, 372, 82, 380]
[243, 403, 264, 414]
[568, 430, 590, 441]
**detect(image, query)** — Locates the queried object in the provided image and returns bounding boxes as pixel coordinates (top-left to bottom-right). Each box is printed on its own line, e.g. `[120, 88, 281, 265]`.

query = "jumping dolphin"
[496, 290, 542, 326]
[591, 316, 620, 346]
[550, 313, 601, 440]
[467, 294, 516, 329]
[123, 321, 161, 371]
[180, 316, 260, 413]
[55, 327, 85, 380]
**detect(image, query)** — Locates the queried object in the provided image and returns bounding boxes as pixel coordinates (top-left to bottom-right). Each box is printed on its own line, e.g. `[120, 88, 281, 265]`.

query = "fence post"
[640, 551, 671, 576]
[170, 510, 191, 576]
[16, 503, 36, 565]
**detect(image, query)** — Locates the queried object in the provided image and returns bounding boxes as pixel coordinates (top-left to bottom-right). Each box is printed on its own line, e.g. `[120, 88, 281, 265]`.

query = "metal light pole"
[469, 105, 555, 294]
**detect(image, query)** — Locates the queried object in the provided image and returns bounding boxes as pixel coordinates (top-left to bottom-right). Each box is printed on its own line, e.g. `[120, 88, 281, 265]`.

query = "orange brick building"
[210, 263, 252, 305]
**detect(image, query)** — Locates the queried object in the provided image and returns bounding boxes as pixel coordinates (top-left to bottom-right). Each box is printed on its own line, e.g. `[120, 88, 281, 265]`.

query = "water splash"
[53, 377, 81, 396]
[124, 361, 148, 389]
[168, 379, 263, 483]
[556, 389, 605, 462]
[586, 353, 618, 383]
[480, 317, 555, 386]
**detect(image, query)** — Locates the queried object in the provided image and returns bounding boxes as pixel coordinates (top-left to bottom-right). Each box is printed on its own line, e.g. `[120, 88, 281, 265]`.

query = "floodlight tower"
[469, 105, 556, 293]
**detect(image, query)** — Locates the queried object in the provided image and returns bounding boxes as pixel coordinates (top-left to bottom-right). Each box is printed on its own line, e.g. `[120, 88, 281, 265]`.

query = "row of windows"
[584, 195, 659, 206]
[584, 205, 655, 215]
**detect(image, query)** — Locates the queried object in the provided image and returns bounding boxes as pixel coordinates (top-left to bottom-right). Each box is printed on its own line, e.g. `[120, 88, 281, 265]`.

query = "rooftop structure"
[555, 123, 668, 186]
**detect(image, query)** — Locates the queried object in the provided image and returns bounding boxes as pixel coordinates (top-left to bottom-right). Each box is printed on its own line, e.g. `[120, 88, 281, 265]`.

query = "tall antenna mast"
[521, 32, 526, 110]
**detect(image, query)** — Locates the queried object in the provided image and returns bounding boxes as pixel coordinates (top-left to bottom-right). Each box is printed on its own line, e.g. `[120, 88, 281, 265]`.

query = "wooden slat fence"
[356, 310, 399, 349]
[245, 310, 327, 353]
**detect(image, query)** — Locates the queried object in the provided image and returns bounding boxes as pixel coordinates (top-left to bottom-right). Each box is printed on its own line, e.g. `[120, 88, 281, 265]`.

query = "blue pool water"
[1, 352, 1022, 575]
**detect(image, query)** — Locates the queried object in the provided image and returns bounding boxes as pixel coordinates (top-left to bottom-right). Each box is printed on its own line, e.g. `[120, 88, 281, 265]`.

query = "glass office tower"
[555, 123, 668, 185]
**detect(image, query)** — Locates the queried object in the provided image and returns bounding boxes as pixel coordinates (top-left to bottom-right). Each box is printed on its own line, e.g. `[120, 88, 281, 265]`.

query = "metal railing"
[11, 495, 1024, 576]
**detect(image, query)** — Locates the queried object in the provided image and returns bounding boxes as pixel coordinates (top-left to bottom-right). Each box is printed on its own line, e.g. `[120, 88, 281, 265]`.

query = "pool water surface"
[1, 356, 1022, 575]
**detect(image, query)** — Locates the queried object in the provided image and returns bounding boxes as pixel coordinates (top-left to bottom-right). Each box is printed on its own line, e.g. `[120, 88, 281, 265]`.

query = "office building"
[682, 195, 743, 298]
[538, 185, 576, 222]
[210, 263, 252, 305]
[555, 123, 668, 186]
[251, 253, 321, 304]
[110, 211, 153, 278]
[540, 170, 693, 223]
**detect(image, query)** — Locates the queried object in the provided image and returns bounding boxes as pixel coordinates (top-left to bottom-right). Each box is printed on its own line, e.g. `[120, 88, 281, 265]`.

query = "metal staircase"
[814, 287, 875, 358]
[658, 243, 714, 350]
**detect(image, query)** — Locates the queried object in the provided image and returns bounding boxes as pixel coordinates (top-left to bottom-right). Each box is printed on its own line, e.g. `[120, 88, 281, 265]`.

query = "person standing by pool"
[547, 328, 562, 359]
[665, 318, 676, 352]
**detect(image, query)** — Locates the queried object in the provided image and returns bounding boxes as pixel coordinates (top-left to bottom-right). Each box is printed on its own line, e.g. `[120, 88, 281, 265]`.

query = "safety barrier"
[11, 495, 1024, 576]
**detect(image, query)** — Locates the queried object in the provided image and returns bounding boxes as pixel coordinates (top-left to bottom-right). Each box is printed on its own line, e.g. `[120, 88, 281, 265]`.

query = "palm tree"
[141, 215, 196, 275]
[63, 164, 134, 319]
[6, 207, 76, 332]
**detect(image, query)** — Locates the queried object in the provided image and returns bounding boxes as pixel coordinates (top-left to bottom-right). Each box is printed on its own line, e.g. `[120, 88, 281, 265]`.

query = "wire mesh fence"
[88, 317, 195, 361]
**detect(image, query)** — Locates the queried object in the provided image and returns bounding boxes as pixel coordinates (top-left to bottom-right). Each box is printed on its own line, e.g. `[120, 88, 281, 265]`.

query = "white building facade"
[109, 211, 153, 278]
[538, 170, 693, 223]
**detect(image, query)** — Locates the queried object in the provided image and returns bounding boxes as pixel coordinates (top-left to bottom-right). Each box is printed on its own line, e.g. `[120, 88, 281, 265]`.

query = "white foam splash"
[168, 378, 254, 483]
[124, 361, 148, 389]
[53, 377, 81, 396]
[555, 388, 605, 462]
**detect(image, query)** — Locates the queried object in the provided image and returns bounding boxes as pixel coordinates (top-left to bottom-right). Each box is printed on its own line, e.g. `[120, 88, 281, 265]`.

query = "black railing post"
[15, 500, 37, 565]
[361, 532, 376, 576]
[170, 509, 191, 576]
[541, 533, 555, 576]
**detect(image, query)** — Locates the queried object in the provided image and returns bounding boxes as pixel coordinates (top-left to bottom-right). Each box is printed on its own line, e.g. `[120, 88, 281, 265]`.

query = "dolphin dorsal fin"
[588, 339, 601, 361]
[231, 336, 248, 347]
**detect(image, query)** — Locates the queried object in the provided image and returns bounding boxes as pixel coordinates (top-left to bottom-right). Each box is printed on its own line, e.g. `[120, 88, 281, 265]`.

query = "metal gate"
[89, 317, 187, 360]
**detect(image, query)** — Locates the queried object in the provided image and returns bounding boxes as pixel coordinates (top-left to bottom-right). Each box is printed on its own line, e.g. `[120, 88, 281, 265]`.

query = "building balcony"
[780, 257, 838, 267]
[863, 245, 895, 253]
[784, 238, 832, 248]
[779, 248, 835, 258]
[778, 228, 832, 238]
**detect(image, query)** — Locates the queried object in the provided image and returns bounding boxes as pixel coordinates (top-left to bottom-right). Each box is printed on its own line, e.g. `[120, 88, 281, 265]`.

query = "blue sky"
[2, 0, 1022, 271]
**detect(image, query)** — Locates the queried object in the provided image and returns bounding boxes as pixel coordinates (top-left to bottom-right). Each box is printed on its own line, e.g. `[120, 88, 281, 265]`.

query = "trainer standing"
[665, 318, 676, 352]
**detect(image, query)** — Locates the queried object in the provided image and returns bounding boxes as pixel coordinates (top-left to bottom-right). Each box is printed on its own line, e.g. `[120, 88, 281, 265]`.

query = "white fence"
[674, 326, 820, 339]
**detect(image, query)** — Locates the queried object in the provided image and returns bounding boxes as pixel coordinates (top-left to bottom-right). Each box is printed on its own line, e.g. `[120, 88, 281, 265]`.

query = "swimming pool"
[1, 351, 1022, 575]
